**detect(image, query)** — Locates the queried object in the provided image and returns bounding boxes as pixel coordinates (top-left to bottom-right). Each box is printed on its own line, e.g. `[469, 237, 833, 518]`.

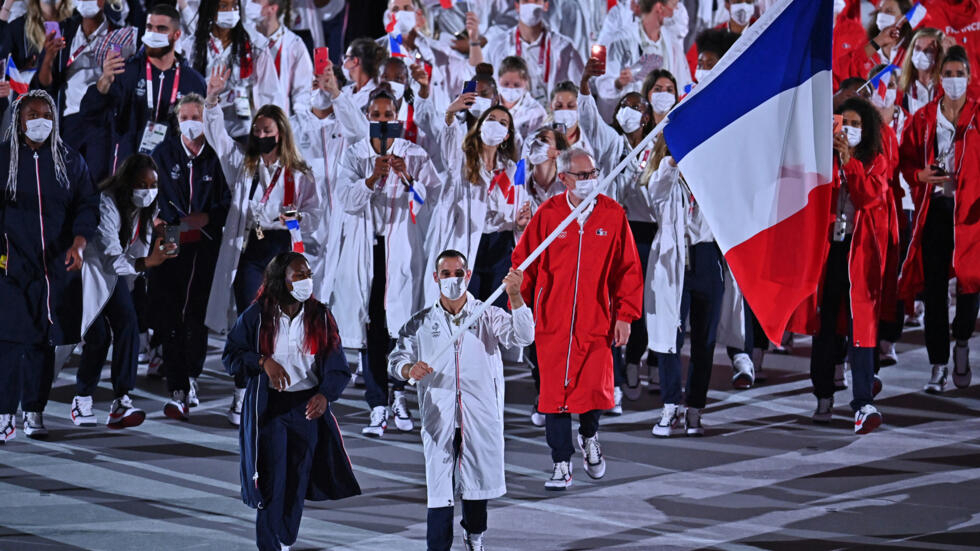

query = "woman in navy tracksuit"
[223, 252, 360, 551]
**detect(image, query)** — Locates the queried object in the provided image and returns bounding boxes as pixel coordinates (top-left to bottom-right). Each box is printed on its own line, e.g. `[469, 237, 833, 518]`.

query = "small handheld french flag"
[5, 56, 36, 96]
[285, 219, 305, 253]
[408, 184, 424, 224]
[389, 34, 406, 58]
[905, 2, 927, 29]
[513, 159, 526, 188]
[439, 0, 453, 8]
[867, 64, 898, 100]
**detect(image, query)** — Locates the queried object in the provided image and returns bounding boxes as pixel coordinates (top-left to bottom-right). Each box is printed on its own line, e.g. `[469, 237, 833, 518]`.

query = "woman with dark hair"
[548, 80, 592, 155]
[191, 0, 283, 138]
[75, 153, 175, 429]
[803, 96, 896, 435]
[496, 55, 547, 143]
[832, 0, 912, 89]
[898, 46, 979, 394]
[223, 252, 361, 551]
[338, 37, 384, 111]
[641, 69, 677, 126]
[204, 67, 319, 426]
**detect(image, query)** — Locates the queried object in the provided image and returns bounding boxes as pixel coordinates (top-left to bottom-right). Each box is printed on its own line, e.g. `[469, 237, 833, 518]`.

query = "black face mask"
[255, 135, 278, 154]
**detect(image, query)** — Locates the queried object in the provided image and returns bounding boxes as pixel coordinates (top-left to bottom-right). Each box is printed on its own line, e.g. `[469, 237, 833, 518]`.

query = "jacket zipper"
[453, 337, 464, 487]
[563, 224, 585, 394]
[252, 325, 262, 506]
[34, 153, 53, 324]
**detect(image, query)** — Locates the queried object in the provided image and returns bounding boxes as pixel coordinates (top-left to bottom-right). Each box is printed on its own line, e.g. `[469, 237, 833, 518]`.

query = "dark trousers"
[878, 208, 914, 343]
[255, 387, 319, 551]
[726, 304, 768, 359]
[234, 230, 291, 388]
[612, 221, 657, 384]
[77, 279, 139, 398]
[657, 242, 724, 409]
[545, 410, 601, 463]
[363, 237, 403, 409]
[426, 429, 488, 551]
[468, 231, 514, 309]
[921, 197, 979, 364]
[0, 341, 54, 414]
[809, 238, 875, 411]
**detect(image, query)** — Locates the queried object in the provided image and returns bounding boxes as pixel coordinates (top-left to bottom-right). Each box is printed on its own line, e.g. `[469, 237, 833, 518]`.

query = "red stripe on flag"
[385, 12, 397, 33]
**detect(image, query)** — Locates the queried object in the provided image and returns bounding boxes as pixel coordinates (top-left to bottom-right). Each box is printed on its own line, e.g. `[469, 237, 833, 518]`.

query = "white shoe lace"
[551, 462, 569, 480]
[75, 396, 94, 417]
[658, 405, 677, 427]
[26, 412, 43, 428]
[584, 436, 601, 464]
[370, 407, 387, 426]
[392, 395, 409, 419]
[118, 395, 133, 409]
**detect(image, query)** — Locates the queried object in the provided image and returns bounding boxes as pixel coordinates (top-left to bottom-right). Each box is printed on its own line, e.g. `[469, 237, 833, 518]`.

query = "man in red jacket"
[512, 148, 643, 491]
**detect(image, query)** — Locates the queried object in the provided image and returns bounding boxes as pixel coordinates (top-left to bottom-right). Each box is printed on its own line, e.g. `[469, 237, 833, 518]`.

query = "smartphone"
[832, 114, 843, 136]
[314, 47, 330, 76]
[591, 44, 607, 74]
[930, 164, 948, 176]
[109, 42, 122, 55]
[369, 121, 404, 139]
[44, 21, 62, 40]
[164, 225, 180, 256]
[462, 79, 477, 95]
[280, 205, 298, 219]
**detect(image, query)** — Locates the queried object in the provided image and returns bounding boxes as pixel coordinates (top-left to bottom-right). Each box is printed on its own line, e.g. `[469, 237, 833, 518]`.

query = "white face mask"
[834, 0, 846, 16]
[391, 9, 417, 35]
[76, 0, 101, 18]
[244, 0, 263, 22]
[341, 63, 353, 83]
[480, 119, 509, 146]
[694, 67, 709, 83]
[615, 106, 643, 134]
[871, 88, 897, 108]
[289, 277, 313, 302]
[729, 3, 754, 26]
[552, 108, 578, 128]
[842, 125, 862, 147]
[498, 86, 525, 105]
[179, 119, 205, 140]
[24, 118, 53, 142]
[142, 31, 171, 49]
[875, 13, 896, 30]
[649, 91, 675, 114]
[385, 80, 406, 99]
[911, 50, 934, 72]
[311, 89, 332, 110]
[519, 3, 544, 26]
[942, 76, 968, 100]
[571, 178, 599, 200]
[133, 188, 158, 208]
[215, 9, 241, 29]
[468, 96, 492, 117]
[528, 138, 551, 165]
[439, 276, 467, 301]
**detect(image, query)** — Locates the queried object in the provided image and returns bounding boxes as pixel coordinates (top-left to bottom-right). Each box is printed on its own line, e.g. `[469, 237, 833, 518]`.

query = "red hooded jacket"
[922, 0, 980, 90]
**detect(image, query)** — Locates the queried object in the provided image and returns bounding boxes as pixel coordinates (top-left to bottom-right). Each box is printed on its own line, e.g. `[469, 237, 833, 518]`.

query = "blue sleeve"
[152, 145, 181, 224]
[223, 306, 263, 377]
[206, 157, 231, 231]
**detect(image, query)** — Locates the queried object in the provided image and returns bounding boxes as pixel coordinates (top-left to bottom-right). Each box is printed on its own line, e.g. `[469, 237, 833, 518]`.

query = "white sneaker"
[361, 405, 387, 437]
[463, 530, 485, 551]
[227, 388, 244, 426]
[685, 408, 705, 436]
[953, 342, 971, 389]
[812, 397, 833, 423]
[623, 362, 642, 400]
[530, 399, 545, 427]
[145, 346, 164, 378]
[22, 412, 48, 439]
[577, 433, 606, 479]
[164, 390, 190, 421]
[188, 377, 200, 408]
[544, 461, 572, 490]
[751, 348, 768, 382]
[924, 365, 948, 394]
[390, 391, 413, 431]
[834, 362, 849, 390]
[107, 395, 145, 429]
[905, 300, 924, 327]
[652, 404, 685, 437]
[607, 387, 623, 416]
[70, 395, 97, 426]
[854, 404, 883, 435]
[731, 353, 755, 390]
[0, 414, 15, 443]
[879, 340, 898, 367]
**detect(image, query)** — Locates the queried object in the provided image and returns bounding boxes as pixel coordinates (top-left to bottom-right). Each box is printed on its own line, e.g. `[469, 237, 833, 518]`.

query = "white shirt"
[269, 305, 319, 392]
[249, 160, 294, 230]
[936, 107, 957, 195]
[63, 19, 109, 116]
[907, 79, 934, 116]
[565, 190, 595, 226]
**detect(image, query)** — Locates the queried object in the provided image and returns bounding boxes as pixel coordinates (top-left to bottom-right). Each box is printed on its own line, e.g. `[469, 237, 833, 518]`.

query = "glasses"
[566, 168, 599, 179]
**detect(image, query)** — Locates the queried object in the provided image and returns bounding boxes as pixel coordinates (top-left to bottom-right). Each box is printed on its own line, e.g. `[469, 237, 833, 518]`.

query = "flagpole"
[413, 114, 672, 381]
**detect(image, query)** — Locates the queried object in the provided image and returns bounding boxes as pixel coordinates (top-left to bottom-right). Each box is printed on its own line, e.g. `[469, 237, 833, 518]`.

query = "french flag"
[662, 0, 834, 343]
[408, 184, 424, 224]
[389, 34, 406, 58]
[285, 219, 305, 254]
[5, 57, 36, 96]
[905, 2, 927, 29]
[867, 64, 898, 101]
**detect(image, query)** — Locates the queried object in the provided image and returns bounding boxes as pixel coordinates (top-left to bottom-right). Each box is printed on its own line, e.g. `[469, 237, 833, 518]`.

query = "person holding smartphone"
[242, 0, 313, 117]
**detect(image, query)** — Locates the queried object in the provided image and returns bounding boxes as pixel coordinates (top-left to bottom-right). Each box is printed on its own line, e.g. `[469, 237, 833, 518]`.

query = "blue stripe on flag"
[664, 0, 833, 162]
[514, 159, 526, 186]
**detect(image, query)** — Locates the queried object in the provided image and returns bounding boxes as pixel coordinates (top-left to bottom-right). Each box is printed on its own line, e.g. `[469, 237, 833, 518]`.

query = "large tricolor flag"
[662, 0, 834, 343]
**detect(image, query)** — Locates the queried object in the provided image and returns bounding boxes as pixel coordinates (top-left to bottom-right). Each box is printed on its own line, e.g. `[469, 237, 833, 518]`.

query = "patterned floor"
[1, 325, 978, 550]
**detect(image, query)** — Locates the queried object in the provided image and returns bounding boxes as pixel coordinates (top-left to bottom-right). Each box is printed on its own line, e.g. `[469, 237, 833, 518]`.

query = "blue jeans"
[77, 279, 139, 397]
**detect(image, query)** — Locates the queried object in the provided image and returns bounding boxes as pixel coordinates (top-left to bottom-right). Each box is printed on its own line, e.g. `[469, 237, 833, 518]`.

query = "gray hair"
[556, 147, 594, 175]
[174, 92, 206, 113]
[5, 90, 69, 199]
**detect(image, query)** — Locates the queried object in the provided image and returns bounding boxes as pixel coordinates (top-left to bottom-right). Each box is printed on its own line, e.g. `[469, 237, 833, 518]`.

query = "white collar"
[180, 137, 203, 160]
[565, 190, 595, 218]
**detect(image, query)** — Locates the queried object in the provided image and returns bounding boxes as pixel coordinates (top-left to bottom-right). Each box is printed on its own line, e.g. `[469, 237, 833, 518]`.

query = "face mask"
[498, 86, 525, 105]
[842, 125, 862, 147]
[875, 13, 895, 30]
[942, 76, 968, 100]
[694, 68, 709, 83]
[76, 0, 101, 18]
[133, 188, 158, 208]
[528, 139, 551, 165]
[311, 89, 332, 110]
[391, 9, 417, 35]
[834, 0, 846, 16]
[871, 88, 897, 108]
[255, 135, 278, 154]
[179, 119, 205, 140]
[649, 91, 675, 114]
[468, 96, 492, 117]
[341, 63, 353, 83]
[142, 31, 171, 49]
[729, 3, 754, 26]
[289, 277, 313, 302]
[571, 178, 598, 200]
[911, 50, 933, 72]
[24, 118, 53, 142]
[552, 109, 578, 128]
[480, 120, 509, 146]
[244, 0, 263, 22]
[385, 80, 406, 99]
[615, 106, 643, 133]
[215, 9, 241, 29]
[519, 3, 544, 26]
[439, 276, 467, 301]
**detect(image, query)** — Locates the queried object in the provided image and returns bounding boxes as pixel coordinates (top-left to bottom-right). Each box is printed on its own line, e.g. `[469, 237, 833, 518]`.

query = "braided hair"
[4, 90, 70, 200]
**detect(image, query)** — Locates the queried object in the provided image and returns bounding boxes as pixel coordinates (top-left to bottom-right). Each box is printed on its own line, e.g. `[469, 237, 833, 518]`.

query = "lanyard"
[254, 166, 296, 206]
[209, 37, 222, 55]
[145, 61, 181, 122]
[66, 37, 94, 68]
[515, 28, 551, 85]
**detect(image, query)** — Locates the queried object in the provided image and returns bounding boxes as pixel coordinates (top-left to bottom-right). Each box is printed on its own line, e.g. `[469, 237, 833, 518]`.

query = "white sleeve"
[336, 146, 375, 215]
[577, 93, 621, 173]
[387, 313, 425, 381]
[289, 46, 315, 115]
[203, 104, 245, 186]
[486, 304, 535, 349]
[333, 90, 370, 143]
[646, 156, 679, 204]
[251, 48, 287, 110]
[295, 171, 320, 236]
[96, 194, 140, 276]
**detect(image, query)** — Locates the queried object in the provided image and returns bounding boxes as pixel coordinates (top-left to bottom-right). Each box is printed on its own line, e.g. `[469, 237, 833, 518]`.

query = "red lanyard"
[145, 61, 181, 122]
[66, 39, 92, 68]
[129, 221, 141, 246]
[404, 103, 418, 143]
[274, 43, 282, 76]
[257, 166, 296, 206]
[209, 37, 222, 55]
[515, 28, 551, 85]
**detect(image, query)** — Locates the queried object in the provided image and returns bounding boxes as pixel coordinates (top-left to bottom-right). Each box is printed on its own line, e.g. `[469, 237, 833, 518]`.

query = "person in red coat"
[512, 147, 642, 491]
[898, 46, 979, 394]
[920, 0, 980, 90]
[834, 0, 871, 64]
[832, 0, 912, 90]
[683, 0, 756, 81]
[807, 97, 897, 436]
